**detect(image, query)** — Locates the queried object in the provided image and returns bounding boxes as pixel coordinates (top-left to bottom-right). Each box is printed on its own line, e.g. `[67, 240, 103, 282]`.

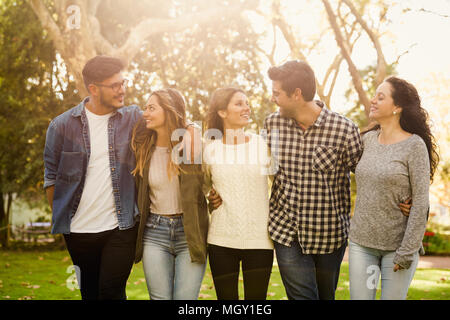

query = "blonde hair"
[131, 88, 187, 179]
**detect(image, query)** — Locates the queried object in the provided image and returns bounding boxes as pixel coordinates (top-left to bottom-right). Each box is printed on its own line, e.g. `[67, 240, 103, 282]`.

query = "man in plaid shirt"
[265, 60, 363, 300]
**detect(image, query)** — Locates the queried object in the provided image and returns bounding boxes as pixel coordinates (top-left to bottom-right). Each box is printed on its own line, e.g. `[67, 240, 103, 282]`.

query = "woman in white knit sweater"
[203, 87, 274, 300]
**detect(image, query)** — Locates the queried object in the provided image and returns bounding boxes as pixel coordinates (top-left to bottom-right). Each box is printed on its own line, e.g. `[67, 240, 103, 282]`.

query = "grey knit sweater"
[349, 130, 430, 269]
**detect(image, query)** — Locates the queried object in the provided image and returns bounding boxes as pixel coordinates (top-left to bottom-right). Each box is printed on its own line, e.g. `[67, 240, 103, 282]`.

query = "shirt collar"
[287, 100, 329, 129]
[312, 100, 329, 128]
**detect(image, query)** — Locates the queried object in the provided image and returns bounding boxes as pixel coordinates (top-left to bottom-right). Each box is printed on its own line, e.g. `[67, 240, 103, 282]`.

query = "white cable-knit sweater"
[203, 133, 274, 250]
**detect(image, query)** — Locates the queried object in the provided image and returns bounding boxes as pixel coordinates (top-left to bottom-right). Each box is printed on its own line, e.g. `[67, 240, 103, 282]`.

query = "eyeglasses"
[94, 79, 128, 92]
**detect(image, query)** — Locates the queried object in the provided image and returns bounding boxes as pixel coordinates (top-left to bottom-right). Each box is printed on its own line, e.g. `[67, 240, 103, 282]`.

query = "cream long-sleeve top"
[203, 133, 274, 250]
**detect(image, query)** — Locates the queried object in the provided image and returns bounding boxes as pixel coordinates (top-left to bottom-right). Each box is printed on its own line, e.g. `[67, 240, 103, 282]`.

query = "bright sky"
[248, 0, 450, 119]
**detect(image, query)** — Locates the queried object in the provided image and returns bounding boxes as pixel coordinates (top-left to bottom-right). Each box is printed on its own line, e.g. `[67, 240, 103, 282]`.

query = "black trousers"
[63, 224, 138, 300]
[208, 244, 274, 300]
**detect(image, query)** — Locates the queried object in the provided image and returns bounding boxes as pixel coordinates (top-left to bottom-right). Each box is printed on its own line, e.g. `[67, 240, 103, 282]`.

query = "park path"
[342, 248, 450, 269]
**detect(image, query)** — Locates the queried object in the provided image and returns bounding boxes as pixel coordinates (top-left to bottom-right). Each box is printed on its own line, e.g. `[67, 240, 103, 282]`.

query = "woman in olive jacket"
[131, 88, 208, 300]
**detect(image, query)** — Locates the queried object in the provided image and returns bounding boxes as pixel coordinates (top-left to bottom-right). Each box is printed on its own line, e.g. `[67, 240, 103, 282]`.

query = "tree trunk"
[0, 192, 11, 248]
[322, 0, 371, 118]
[341, 0, 387, 87]
[27, 0, 254, 99]
[269, 0, 361, 109]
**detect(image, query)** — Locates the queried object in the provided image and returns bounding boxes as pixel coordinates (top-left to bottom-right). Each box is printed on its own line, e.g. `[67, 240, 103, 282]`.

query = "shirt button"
[111, 168, 115, 172]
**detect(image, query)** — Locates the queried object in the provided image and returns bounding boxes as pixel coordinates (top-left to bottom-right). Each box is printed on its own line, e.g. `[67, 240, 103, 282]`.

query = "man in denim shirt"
[43, 56, 141, 300]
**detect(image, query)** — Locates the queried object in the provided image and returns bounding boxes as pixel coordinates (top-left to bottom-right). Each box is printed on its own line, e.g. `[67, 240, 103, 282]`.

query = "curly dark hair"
[364, 76, 440, 182]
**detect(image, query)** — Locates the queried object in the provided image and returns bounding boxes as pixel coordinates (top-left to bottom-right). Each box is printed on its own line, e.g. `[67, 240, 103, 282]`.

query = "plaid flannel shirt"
[264, 101, 363, 254]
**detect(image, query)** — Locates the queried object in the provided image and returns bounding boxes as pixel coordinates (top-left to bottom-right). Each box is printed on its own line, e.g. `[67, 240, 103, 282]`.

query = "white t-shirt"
[70, 107, 119, 233]
[203, 133, 274, 250]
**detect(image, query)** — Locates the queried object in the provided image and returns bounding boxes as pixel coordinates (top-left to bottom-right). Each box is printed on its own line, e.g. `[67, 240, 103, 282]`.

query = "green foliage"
[0, 0, 78, 239]
[121, 0, 270, 129]
[0, 0, 75, 195]
[423, 231, 450, 256]
[0, 0, 273, 244]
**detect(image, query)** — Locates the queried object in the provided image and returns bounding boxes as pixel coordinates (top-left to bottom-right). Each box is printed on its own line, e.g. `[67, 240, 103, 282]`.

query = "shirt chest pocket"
[57, 151, 84, 182]
[312, 146, 338, 173]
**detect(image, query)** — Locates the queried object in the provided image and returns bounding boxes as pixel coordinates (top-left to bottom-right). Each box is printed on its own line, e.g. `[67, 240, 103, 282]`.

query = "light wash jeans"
[142, 214, 206, 300]
[348, 240, 419, 300]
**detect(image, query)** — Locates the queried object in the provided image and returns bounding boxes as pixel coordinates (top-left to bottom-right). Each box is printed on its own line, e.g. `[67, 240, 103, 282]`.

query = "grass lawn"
[1, 250, 449, 300]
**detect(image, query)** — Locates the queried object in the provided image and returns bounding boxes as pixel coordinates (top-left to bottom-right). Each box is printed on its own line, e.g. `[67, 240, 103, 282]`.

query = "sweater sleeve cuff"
[393, 253, 413, 270]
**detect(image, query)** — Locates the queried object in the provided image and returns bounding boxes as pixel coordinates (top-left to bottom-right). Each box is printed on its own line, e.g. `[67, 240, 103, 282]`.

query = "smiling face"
[271, 80, 298, 118]
[95, 72, 126, 110]
[370, 81, 401, 120]
[143, 94, 166, 131]
[218, 91, 250, 130]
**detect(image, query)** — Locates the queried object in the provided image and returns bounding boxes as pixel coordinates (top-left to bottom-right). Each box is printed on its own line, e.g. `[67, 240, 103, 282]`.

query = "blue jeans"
[348, 240, 419, 300]
[274, 240, 347, 300]
[142, 214, 206, 300]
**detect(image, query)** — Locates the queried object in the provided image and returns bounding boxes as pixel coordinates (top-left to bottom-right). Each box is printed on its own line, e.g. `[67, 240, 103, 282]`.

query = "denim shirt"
[43, 97, 142, 234]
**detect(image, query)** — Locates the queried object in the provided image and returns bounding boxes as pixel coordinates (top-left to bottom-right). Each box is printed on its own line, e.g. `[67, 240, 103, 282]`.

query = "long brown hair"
[206, 87, 245, 134]
[363, 76, 440, 182]
[131, 88, 187, 179]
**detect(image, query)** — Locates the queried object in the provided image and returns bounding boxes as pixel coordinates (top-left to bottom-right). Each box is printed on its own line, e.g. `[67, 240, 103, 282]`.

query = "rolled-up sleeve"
[43, 119, 62, 189]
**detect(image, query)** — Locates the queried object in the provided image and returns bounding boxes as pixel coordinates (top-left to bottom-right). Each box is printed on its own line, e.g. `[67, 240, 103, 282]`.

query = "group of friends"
[43, 55, 439, 300]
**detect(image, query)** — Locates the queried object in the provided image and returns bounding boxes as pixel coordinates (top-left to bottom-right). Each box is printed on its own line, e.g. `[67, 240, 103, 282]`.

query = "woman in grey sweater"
[349, 76, 439, 300]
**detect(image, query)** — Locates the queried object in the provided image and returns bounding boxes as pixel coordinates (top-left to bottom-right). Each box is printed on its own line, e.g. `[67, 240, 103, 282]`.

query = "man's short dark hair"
[82, 55, 125, 92]
[268, 60, 316, 101]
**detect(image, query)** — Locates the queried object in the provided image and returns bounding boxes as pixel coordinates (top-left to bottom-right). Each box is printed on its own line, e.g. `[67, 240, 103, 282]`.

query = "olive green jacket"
[134, 144, 209, 264]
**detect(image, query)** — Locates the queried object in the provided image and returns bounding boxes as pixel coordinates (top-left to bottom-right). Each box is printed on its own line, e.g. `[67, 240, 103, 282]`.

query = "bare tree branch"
[88, 0, 102, 15]
[27, 0, 257, 97]
[83, 0, 115, 55]
[115, 4, 252, 63]
[418, 8, 449, 18]
[322, 0, 371, 117]
[28, 0, 63, 47]
[54, 0, 68, 27]
[392, 43, 418, 66]
[341, 0, 387, 86]
[270, 1, 308, 62]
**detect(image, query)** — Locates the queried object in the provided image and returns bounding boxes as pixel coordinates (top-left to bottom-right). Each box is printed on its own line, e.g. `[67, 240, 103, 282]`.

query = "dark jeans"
[63, 224, 138, 300]
[208, 244, 274, 300]
[274, 240, 347, 300]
